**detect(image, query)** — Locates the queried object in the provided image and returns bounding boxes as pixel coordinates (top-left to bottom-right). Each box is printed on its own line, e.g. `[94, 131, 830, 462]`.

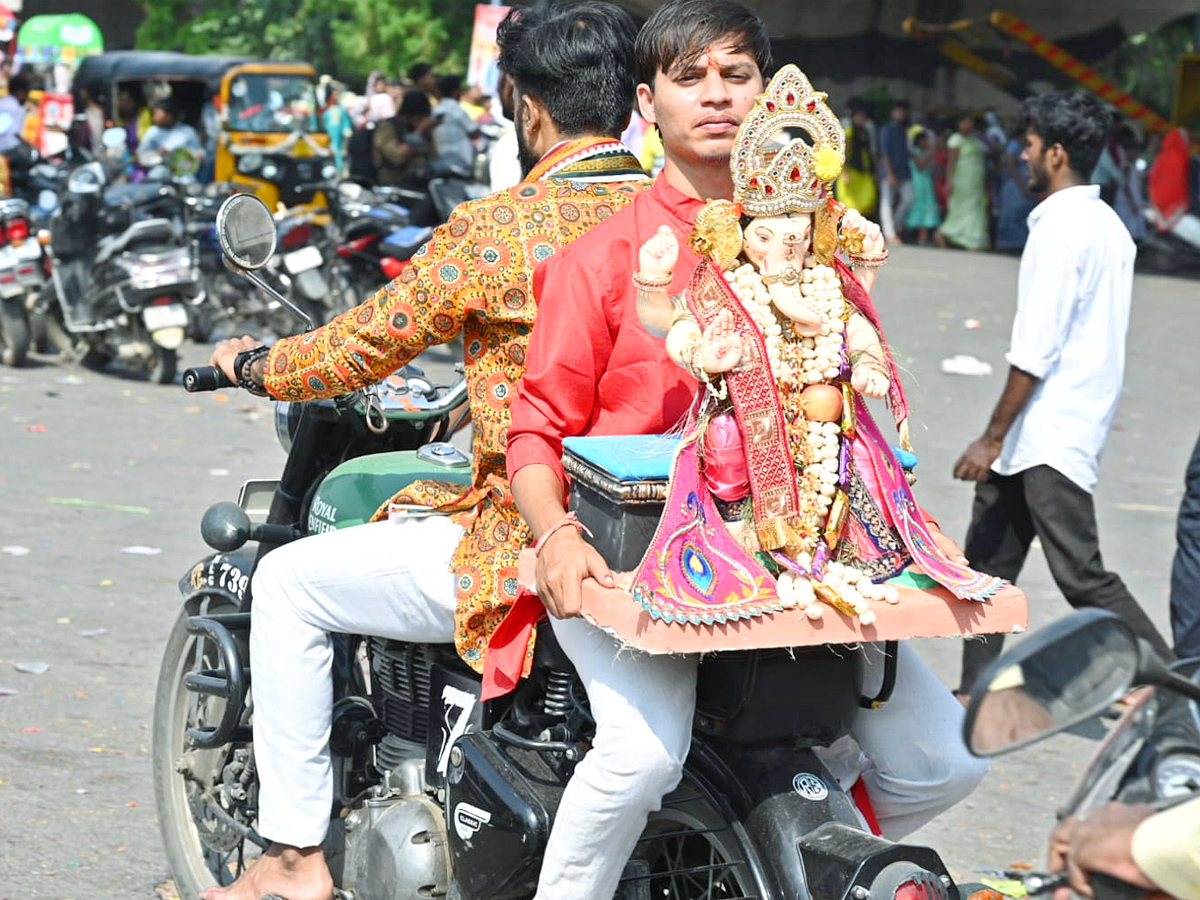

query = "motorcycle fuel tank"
[307, 446, 471, 534]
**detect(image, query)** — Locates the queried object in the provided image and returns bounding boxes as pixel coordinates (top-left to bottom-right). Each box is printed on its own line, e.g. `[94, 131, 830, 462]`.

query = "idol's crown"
[731, 65, 846, 217]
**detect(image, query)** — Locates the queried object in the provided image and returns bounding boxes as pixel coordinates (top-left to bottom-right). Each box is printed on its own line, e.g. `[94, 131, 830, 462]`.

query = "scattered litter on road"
[56, 617, 71, 624]
[214, 394, 230, 403]
[127, 801, 138, 807]
[79, 628, 108, 638]
[75, 788, 89, 794]
[13, 662, 49, 675]
[70, 461, 93, 470]
[121, 545, 163, 556]
[0, 686, 18, 696]
[21, 424, 46, 432]
[183, 406, 202, 414]
[20, 726, 42, 733]
[940, 354, 993, 376]
[47, 497, 151, 514]
[2, 545, 30, 556]
[209, 468, 230, 477]
[100, 579, 114, 587]
[58, 375, 84, 385]
[964, 318, 982, 329]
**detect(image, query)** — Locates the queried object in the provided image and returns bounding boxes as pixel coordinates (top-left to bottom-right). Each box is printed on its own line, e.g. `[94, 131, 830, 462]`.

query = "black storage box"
[562, 434, 675, 572]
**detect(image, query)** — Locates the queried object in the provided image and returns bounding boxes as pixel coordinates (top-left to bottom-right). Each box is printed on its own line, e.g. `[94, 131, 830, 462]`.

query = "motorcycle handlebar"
[184, 366, 234, 392]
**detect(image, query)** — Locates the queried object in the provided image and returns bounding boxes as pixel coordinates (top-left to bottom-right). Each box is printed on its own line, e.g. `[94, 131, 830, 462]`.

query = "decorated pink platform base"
[518, 549, 1028, 654]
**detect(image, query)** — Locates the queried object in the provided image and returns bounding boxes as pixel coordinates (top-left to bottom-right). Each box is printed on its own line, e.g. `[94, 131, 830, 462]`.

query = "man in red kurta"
[507, 1, 988, 896]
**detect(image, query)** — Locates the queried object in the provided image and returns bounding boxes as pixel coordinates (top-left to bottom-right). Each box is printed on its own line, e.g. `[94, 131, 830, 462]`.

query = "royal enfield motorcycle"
[962, 609, 1200, 899]
[155, 193, 981, 900]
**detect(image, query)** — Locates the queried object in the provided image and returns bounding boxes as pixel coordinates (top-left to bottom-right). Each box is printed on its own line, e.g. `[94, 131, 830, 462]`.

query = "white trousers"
[880, 178, 916, 240]
[250, 515, 463, 847]
[249, 517, 987, 891]
[533, 621, 988, 900]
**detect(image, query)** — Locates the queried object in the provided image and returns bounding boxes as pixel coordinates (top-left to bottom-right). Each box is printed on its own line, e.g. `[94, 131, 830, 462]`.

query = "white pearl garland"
[721, 260, 889, 625]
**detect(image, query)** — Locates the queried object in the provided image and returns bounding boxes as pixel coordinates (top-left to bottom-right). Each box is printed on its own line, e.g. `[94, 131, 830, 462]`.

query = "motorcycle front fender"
[178, 545, 258, 615]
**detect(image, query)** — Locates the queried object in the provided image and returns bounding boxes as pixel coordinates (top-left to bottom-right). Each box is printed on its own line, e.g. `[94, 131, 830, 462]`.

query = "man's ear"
[636, 82, 656, 126]
[520, 93, 543, 141]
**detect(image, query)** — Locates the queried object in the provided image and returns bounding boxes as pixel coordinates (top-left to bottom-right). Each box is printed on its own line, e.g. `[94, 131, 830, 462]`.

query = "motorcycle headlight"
[237, 153, 264, 175]
[274, 401, 302, 453]
[321, 164, 337, 181]
[260, 161, 281, 181]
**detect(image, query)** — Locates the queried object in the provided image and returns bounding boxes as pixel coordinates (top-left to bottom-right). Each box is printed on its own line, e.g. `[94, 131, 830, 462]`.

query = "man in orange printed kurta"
[202, 5, 649, 899]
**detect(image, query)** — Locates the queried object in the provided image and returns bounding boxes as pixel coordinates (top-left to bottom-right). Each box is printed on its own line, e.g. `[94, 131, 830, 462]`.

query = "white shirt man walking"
[952, 90, 1173, 696]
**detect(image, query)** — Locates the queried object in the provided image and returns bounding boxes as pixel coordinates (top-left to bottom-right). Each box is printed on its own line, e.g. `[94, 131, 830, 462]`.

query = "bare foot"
[200, 844, 334, 900]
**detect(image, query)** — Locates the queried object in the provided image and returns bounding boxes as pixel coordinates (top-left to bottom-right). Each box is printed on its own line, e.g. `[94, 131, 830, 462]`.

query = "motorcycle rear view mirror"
[216, 193, 278, 271]
[963, 609, 1139, 757]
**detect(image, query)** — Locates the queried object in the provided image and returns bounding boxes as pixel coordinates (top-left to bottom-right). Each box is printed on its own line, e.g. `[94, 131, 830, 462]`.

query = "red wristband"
[534, 511, 594, 557]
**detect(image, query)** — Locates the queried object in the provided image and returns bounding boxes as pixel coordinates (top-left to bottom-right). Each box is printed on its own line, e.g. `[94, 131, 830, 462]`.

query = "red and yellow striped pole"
[989, 10, 1173, 135]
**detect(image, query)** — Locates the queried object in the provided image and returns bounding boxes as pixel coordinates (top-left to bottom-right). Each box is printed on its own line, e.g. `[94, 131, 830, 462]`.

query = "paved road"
[1, 247, 1195, 898]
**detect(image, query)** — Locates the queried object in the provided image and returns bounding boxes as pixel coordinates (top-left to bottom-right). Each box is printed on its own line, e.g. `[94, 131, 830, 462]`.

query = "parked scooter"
[36, 128, 199, 383]
[155, 193, 979, 900]
[0, 197, 42, 366]
[963, 608, 1200, 898]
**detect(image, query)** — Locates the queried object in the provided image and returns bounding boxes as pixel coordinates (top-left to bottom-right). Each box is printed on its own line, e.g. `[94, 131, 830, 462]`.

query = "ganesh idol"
[629, 65, 1004, 627]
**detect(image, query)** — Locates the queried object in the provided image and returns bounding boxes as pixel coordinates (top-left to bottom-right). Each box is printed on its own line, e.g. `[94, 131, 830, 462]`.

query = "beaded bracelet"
[848, 249, 890, 268]
[234, 345, 270, 397]
[632, 271, 672, 290]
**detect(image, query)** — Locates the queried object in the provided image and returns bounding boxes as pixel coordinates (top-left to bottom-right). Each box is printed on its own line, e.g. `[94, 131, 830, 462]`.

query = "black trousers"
[958, 465, 1173, 693]
[1170, 429, 1200, 659]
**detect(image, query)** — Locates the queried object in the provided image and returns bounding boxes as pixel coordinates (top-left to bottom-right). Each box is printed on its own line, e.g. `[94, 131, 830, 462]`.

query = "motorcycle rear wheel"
[153, 600, 264, 900]
[629, 775, 761, 900]
[0, 296, 30, 367]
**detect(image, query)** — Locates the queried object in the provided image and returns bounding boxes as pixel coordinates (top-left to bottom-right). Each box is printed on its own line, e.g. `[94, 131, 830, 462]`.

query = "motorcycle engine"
[340, 756, 451, 900]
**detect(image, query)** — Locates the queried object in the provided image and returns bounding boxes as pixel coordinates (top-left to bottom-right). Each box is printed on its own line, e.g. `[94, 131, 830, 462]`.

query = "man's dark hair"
[408, 62, 433, 83]
[496, 0, 637, 138]
[1022, 91, 1113, 178]
[152, 96, 180, 116]
[399, 90, 432, 119]
[436, 73, 463, 99]
[893, 99, 910, 113]
[7, 72, 32, 96]
[634, 0, 771, 89]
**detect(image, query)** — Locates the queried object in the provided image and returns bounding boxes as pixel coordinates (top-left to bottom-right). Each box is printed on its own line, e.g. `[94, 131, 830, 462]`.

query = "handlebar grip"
[1091, 873, 1149, 900]
[184, 366, 233, 392]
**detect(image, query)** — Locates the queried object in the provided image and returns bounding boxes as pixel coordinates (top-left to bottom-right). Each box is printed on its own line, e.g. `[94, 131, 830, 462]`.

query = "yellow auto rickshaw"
[72, 51, 333, 211]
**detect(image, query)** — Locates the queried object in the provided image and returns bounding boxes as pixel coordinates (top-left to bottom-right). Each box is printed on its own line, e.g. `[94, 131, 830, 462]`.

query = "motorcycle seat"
[103, 182, 170, 208]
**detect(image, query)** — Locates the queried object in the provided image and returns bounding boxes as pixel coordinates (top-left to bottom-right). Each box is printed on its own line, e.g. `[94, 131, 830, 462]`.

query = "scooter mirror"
[963, 609, 1139, 757]
[100, 126, 128, 150]
[215, 193, 277, 271]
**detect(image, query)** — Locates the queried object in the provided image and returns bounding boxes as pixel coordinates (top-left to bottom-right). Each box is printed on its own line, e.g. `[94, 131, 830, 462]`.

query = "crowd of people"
[316, 63, 516, 193]
[770, 96, 1200, 256]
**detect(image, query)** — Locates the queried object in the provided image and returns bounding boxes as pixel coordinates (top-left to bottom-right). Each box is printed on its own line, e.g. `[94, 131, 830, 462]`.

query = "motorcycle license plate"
[15, 241, 42, 262]
[143, 303, 189, 331]
[283, 246, 323, 275]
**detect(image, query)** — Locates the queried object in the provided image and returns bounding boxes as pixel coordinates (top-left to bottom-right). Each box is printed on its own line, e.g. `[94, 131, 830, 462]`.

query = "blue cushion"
[562, 434, 678, 482]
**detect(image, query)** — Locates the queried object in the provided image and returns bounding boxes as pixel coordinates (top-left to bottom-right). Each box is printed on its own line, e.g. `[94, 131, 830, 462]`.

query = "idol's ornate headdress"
[730, 65, 845, 217]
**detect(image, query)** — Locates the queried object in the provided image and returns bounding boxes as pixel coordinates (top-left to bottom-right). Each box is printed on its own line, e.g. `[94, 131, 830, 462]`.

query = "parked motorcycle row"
[0, 120, 482, 381]
[148, 195, 1200, 900]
